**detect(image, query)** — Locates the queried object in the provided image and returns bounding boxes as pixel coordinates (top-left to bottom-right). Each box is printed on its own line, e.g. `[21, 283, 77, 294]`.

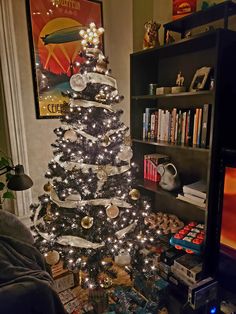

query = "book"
[176, 193, 206, 208]
[143, 153, 169, 182]
[201, 104, 211, 148]
[192, 108, 199, 146]
[182, 180, 207, 199]
[171, 108, 177, 143]
[197, 108, 202, 146]
[142, 113, 146, 139]
[183, 192, 206, 203]
[181, 111, 187, 144]
[186, 109, 195, 146]
[145, 108, 156, 139]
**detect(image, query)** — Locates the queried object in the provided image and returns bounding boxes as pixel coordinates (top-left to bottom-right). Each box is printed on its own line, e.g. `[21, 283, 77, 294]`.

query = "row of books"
[143, 153, 169, 182]
[176, 180, 207, 208]
[143, 105, 211, 148]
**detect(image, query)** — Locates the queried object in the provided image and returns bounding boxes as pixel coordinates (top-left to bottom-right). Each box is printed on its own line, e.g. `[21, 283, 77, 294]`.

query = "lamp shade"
[7, 165, 33, 191]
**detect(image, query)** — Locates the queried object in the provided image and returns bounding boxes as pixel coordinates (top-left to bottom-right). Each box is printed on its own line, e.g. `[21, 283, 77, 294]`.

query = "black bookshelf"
[130, 27, 236, 282]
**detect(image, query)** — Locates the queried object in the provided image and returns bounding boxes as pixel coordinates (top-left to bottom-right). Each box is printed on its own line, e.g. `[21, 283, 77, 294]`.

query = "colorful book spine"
[193, 108, 199, 146]
[142, 113, 146, 139]
[197, 108, 202, 146]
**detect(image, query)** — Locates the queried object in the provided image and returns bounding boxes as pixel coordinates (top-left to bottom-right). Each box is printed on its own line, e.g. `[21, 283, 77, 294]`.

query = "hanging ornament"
[129, 189, 140, 200]
[44, 203, 53, 222]
[106, 204, 119, 219]
[43, 181, 52, 193]
[118, 145, 133, 161]
[124, 136, 132, 146]
[45, 250, 60, 266]
[99, 276, 113, 289]
[101, 135, 111, 147]
[96, 53, 108, 73]
[81, 216, 94, 229]
[64, 129, 77, 142]
[70, 73, 87, 91]
[97, 166, 108, 181]
[114, 249, 131, 266]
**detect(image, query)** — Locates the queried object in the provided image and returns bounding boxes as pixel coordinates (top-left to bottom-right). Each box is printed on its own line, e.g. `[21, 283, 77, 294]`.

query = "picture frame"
[189, 66, 211, 92]
[26, 0, 103, 119]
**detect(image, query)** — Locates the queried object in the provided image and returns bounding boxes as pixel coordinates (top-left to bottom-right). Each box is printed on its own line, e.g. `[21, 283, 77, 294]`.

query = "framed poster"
[26, 0, 103, 119]
[172, 0, 196, 20]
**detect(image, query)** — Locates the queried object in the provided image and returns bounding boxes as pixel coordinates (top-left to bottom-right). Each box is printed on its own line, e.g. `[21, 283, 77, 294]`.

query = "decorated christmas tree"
[31, 23, 153, 288]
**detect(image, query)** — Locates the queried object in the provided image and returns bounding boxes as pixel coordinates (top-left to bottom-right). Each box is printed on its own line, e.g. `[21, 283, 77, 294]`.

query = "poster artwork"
[27, 0, 103, 118]
[172, 0, 197, 20]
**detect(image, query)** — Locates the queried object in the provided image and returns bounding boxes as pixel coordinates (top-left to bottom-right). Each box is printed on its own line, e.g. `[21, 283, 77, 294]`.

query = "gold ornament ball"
[129, 189, 141, 200]
[45, 250, 60, 266]
[106, 204, 119, 219]
[44, 181, 52, 192]
[64, 129, 77, 142]
[99, 276, 113, 289]
[81, 216, 94, 229]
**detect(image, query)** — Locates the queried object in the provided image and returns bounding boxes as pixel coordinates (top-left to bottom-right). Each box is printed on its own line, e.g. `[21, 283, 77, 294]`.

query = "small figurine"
[176, 71, 184, 86]
[165, 30, 175, 44]
[143, 20, 161, 50]
[171, 71, 186, 93]
[185, 30, 192, 38]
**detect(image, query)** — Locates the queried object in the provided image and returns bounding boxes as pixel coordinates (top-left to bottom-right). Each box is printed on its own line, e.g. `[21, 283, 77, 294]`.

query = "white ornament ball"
[45, 250, 60, 266]
[106, 204, 119, 219]
[70, 73, 87, 91]
[118, 145, 133, 161]
[64, 130, 77, 142]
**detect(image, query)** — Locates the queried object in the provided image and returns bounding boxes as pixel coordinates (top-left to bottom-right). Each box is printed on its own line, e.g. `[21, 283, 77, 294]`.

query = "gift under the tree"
[108, 286, 159, 313]
[88, 288, 109, 313]
[133, 273, 169, 303]
[170, 222, 205, 255]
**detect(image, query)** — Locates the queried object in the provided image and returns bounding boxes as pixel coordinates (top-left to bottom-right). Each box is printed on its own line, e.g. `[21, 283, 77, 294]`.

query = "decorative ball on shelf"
[106, 204, 119, 219]
[45, 250, 60, 266]
[64, 129, 77, 142]
[97, 166, 108, 181]
[70, 73, 87, 91]
[129, 189, 140, 200]
[43, 181, 52, 193]
[99, 276, 113, 289]
[81, 216, 94, 229]
[117, 145, 133, 161]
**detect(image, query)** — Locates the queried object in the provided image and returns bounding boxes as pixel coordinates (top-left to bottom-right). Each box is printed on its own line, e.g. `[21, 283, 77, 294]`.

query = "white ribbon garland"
[33, 204, 137, 249]
[61, 124, 127, 144]
[86, 72, 117, 89]
[50, 188, 132, 209]
[54, 154, 130, 176]
[115, 221, 137, 239]
[70, 99, 114, 112]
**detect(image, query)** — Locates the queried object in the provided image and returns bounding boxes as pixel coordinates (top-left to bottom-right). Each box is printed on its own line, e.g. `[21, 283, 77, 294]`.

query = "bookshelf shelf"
[132, 90, 213, 100]
[138, 180, 206, 213]
[132, 138, 210, 152]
